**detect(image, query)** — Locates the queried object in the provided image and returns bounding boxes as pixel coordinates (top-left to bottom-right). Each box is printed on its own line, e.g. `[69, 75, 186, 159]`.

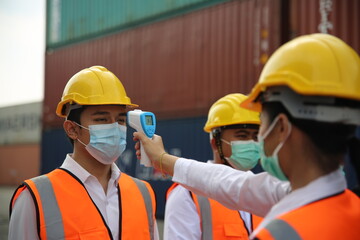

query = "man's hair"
[262, 101, 356, 173]
[66, 106, 87, 146]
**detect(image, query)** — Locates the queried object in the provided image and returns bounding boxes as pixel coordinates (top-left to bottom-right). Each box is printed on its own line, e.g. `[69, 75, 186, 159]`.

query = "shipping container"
[0, 102, 42, 185]
[40, 120, 360, 218]
[44, 0, 360, 129]
[0, 144, 40, 185]
[43, 0, 360, 213]
[46, 0, 232, 48]
[0, 102, 42, 145]
[41, 116, 213, 218]
[288, 0, 360, 52]
[44, 0, 282, 128]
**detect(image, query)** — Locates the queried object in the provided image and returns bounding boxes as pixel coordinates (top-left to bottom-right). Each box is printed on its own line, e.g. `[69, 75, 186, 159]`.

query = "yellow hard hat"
[204, 93, 260, 133]
[241, 33, 360, 112]
[56, 66, 138, 117]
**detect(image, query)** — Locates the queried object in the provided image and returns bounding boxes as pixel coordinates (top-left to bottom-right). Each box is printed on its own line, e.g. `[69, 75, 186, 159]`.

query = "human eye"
[117, 117, 126, 125]
[94, 117, 108, 123]
[235, 131, 251, 140]
[237, 135, 249, 140]
[253, 132, 259, 141]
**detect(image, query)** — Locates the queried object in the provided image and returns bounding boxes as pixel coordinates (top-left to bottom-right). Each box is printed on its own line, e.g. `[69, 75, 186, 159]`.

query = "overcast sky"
[0, 0, 45, 108]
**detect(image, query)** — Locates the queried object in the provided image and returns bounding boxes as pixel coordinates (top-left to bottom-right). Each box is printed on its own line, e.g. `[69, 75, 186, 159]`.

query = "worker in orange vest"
[9, 66, 159, 240]
[164, 93, 263, 239]
[133, 33, 360, 239]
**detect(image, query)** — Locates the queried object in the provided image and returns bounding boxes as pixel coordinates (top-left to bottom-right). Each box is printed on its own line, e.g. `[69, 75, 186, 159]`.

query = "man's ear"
[210, 137, 218, 152]
[63, 120, 78, 140]
[277, 113, 292, 142]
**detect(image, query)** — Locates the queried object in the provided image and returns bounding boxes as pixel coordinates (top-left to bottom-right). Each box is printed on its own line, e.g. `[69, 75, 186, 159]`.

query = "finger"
[133, 132, 147, 142]
[152, 134, 163, 144]
[135, 141, 140, 150]
[136, 150, 141, 160]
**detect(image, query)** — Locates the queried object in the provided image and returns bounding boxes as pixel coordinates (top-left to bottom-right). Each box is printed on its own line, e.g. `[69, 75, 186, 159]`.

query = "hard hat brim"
[56, 99, 139, 118]
[240, 83, 263, 112]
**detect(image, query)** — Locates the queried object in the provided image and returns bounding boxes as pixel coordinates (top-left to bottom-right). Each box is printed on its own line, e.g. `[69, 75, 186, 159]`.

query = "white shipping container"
[0, 102, 42, 145]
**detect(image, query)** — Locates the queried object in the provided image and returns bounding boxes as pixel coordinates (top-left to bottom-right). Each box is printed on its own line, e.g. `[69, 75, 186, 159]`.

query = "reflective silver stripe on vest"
[32, 175, 65, 240]
[132, 177, 154, 240]
[264, 219, 301, 240]
[196, 195, 213, 240]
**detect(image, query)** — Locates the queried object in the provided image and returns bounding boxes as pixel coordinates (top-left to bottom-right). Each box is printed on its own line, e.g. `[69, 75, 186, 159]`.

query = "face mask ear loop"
[221, 139, 231, 145]
[220, 139, 233, 164]
[72, 121, 90, 130]
[72, 121, 90, 146]
[270, 118, 292, 157]
[261, 115, 281, 141]
[77, 138, 87, 147]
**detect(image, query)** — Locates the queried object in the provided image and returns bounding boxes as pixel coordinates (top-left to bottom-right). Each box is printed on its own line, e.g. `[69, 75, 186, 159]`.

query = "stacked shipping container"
[44, 0, 283, 128]
[43, 0, 360, 218]
[289, 0, 359, 49]
[0, 102, 42, 185]
[46, 0, 232, 48]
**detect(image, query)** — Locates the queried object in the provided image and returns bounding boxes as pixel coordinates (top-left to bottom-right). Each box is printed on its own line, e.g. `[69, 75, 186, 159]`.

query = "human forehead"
[82, 105, 127, 116]
[259, 111, 271, 125]
[222, 127, 259, 135]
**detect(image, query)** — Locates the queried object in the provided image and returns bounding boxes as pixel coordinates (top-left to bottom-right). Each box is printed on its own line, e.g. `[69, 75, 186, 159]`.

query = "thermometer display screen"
[145, 115, 153, 125]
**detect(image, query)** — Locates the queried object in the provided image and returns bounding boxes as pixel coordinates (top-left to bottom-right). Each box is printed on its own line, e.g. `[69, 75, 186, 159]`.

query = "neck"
[72, 147, 112, 193]
[287, 144, 332, 190]
[213, 152, 226, 165]
[289, 163, 325, 190]
[282, 126, 331, 190]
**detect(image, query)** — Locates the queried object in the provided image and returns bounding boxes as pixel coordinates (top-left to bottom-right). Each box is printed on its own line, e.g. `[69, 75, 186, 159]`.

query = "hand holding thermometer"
[127, 110, 156, 167]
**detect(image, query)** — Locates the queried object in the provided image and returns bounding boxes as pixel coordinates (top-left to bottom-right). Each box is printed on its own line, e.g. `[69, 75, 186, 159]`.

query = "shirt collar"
[60, 154, 121, 185]
[110, 162, 121, 186]
[252, 168, 347, 237]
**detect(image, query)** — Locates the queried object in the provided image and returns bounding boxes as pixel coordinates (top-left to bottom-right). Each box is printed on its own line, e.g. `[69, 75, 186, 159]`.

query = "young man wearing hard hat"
[133, 33, 360, 239]
[9, 66, 159, 240]
[164, 93, 262, 239]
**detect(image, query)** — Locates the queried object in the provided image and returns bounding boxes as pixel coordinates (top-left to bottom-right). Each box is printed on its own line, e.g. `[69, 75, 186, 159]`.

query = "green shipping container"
[46, 0, 230, 48]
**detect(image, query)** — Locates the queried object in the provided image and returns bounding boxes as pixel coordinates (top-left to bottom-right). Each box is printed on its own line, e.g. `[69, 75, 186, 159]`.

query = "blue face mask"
[76, 122, 127, 165]
[222, 139, 260, 171]
[258, 116, 291, 181]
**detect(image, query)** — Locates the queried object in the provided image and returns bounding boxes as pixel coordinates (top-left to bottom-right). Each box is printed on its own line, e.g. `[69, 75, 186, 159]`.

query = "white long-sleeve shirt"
[164, 184, 253, 240]
[172, 158, 347, 239]
[164, 161, 253, 240]
[8, 154, 159, 240]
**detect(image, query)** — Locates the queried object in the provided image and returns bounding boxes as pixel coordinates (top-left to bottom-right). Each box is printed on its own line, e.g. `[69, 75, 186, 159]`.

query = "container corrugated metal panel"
[46, 0, 232, 48]
[0, 144, 40, 185]
[44, 0, 281, 128]
[41, 117, 212, 218]
[289, 0, 360, 53]
[0, 102, 42, 145]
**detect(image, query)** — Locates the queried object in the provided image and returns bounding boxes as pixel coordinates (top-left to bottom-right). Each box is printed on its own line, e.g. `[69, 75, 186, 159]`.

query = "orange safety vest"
[10, 168, 156, 240]
[167, 183, 262, 239]
[255, 190, 360, 240]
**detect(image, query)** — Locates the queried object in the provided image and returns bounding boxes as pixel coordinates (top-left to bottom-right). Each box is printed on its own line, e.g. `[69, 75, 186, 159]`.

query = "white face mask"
[75, 122, 127, 165]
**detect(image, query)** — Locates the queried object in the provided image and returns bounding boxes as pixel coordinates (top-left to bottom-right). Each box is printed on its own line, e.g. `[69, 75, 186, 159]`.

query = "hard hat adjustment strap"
[64, 103, 83, 119]
[263, 86, 360, 125]
[221, 124, 259, 130]
[212, 128, 228, 164]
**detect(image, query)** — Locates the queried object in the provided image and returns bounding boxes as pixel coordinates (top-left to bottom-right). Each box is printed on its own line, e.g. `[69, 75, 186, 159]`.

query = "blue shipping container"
[41, 116, 213, 218]
[41, 117, 360, 218]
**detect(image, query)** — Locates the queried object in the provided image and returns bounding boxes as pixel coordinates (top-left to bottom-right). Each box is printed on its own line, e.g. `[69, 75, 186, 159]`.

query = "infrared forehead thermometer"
[127, 110, 156, 167]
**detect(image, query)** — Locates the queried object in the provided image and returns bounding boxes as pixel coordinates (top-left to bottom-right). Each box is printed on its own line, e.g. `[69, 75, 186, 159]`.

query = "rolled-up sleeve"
[172, 158, 290, 217]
